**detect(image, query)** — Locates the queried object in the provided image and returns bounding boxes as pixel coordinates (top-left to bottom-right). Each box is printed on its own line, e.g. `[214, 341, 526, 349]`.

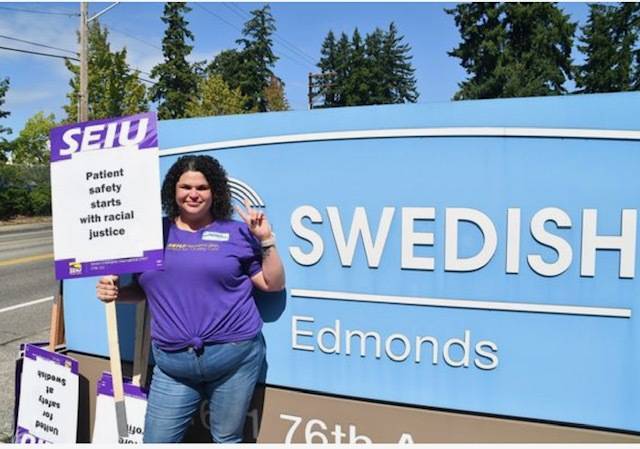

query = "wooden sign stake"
[48, 281, 65, 352]
[105, 299, 128, 438]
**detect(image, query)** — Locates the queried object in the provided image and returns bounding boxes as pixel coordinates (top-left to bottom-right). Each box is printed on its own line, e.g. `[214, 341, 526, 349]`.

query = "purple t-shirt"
[138, 220, 263, 351]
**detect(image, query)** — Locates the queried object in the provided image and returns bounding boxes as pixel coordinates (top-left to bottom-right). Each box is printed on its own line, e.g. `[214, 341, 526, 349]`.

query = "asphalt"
[0, 220, 55, 442]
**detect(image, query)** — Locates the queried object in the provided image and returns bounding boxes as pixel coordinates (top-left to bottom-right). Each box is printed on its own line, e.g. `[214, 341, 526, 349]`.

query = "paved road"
[0, 222, 56, 442]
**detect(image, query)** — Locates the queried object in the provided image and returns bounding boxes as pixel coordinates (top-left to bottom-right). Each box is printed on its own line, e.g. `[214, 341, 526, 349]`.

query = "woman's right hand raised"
[96, 275, 119, 303]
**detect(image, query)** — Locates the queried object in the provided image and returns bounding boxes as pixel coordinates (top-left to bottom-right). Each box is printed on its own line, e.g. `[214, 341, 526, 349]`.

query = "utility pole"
[79, 2, 88, 121]
[308, 73, 313, 110]
[308, 72, 336, 109]
[79, 2, 119, 122]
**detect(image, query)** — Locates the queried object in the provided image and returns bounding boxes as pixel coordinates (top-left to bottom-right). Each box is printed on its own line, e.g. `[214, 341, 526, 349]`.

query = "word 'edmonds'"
[288, 206, 637, 279]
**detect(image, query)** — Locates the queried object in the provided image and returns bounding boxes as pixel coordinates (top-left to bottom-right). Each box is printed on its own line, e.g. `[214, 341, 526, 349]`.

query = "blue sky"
[1, 2, 589, 135]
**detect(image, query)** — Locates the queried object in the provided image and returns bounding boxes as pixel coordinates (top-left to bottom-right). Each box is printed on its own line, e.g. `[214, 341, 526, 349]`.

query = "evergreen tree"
[635, 48, 640, 90]
[382, 22, 419, 103]
[236, 5, 279, 112]
[0, 77, 11, 139]
[316, 24, 418, 107]
[150, 2, 198, 119]
[186, 75, 246, 118]
[612, 3, 639, 90]
[333, 32, 352, 106]
[65, 21, 148, 122]
[448, 3, 575, 99]
[446, 3, 507, 100]
[502, 3, 575, 97]
[365, 28, 386, 104]
[12, 112, 57, 165]
[576, 4, 618, 93]
[344, 28, 369, 105]
[577, 3, 640, 93]
[317, 31, 339, 107]
[207, 49, 244, 91]
[0, 77, 10, 163]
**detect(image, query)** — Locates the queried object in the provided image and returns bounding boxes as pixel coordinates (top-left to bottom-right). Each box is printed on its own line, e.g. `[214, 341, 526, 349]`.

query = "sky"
[0, 2, 590, 135]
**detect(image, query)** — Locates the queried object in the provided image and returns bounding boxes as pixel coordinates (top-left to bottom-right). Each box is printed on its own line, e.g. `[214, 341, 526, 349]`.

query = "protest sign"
[15, 344, 79, 443]
[92, 372, 147, 443]
[49, 112, 164, 280]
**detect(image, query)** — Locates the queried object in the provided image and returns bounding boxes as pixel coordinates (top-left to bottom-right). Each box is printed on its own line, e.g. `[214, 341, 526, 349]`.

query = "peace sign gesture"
[235, 198, 272, 241]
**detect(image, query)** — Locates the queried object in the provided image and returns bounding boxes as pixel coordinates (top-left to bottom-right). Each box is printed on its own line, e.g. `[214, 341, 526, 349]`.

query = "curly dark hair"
[161, 155, 233, 221]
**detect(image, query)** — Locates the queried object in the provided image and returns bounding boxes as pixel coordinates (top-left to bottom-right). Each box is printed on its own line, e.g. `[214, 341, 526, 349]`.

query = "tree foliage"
[150, 2, 199, 119]
[0, 164, 50, 219]
[205, 6, 289, 113]
[65, 21, 148, 122]
[447, 3, 576, 100]
[263, 76, 289, 111]
[576, 3, 640, 93]
[0, 77, 11, 162]
[0, 77, 10, 137]
[235, 5, 279, 112]
[12, 112, 57, 165]
[381, 23, 419, 103]
[207, 49, 244, 90]
[186, 74, 247, 117]
[316, 23, 418, 107]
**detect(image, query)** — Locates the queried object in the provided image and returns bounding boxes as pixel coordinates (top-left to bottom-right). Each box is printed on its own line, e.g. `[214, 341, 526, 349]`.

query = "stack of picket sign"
[13, 297, 152, 443]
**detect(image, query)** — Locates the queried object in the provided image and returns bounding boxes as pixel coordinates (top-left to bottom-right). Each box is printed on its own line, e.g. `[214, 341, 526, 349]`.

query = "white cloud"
[5, 87, 56, 108]
[0, 12, 77, 51]
[0, 11, 78, 79]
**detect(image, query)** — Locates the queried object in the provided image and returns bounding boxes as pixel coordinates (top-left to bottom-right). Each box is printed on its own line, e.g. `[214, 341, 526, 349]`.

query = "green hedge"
[0, 164, 51, 220]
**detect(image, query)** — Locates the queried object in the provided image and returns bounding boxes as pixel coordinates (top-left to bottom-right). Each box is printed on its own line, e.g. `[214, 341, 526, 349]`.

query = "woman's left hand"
[236, 198, 272, 241]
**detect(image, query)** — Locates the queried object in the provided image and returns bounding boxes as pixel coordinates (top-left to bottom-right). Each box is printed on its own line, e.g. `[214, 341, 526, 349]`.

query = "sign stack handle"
[48, 281, 65, 352]
[105, 283, 128, 438]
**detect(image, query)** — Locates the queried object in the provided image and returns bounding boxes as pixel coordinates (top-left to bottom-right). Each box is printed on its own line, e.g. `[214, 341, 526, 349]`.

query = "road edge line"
[0, 296, 54, 314]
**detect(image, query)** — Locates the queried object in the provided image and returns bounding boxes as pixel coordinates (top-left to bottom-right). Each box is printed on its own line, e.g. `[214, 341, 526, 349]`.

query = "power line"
[196, 3, 315, 70]
[222, 2, 250, 21]
[102, 23, 162, 51]
[196, 3, 242, 34]
[0, 44, 154, 85]
[0, 5, 78, 17]
[0, 45, 79, 61]
[133, 74, 155, 85]
[224, 2, 317, 66]
[0, 34, 78, 56]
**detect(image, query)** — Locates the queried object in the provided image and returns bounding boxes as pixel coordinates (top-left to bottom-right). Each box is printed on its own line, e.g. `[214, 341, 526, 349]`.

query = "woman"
[96, 155, 285, 443]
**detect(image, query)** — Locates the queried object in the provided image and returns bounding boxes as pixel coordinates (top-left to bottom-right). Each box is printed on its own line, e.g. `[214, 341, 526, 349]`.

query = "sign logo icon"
[68, 262, 82, 276]
[227, 177, 265, 208]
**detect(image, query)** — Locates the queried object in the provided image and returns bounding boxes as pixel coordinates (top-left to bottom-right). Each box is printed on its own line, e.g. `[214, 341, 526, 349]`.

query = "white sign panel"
[92, 372, 147, 444]
[49, 112, 164, 279]
[15, 344, 79, 443]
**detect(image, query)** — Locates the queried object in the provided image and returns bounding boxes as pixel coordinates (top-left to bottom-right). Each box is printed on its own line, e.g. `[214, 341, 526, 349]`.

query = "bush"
[0, 164, 50, 220]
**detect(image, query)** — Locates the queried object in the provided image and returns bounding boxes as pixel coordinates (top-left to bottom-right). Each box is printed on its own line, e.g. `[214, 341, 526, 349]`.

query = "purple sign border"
[97, 371, 148, 400]
[54, 248, 164, 280]
[49, 112, 158, 163]
[24, 343, 79, 375]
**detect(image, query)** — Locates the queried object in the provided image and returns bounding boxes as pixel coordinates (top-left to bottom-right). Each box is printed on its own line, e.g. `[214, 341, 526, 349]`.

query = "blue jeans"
[143, 333, 266, 443]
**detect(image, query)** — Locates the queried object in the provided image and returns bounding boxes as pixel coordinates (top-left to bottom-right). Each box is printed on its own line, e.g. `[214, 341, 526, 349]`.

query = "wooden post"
[105, 300, 128, 438]
[48, 282, 64, 351]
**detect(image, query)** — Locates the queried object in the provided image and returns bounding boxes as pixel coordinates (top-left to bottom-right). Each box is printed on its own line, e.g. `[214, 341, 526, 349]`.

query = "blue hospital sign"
[63, 92, 640, 433]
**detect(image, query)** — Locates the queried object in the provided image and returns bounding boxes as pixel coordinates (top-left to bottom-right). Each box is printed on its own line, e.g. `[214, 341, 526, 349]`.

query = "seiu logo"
[59, 117, 150, 156]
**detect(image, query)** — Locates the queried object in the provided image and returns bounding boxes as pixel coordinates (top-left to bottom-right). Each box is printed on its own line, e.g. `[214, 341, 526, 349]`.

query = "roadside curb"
[0, 221, 52, 235]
